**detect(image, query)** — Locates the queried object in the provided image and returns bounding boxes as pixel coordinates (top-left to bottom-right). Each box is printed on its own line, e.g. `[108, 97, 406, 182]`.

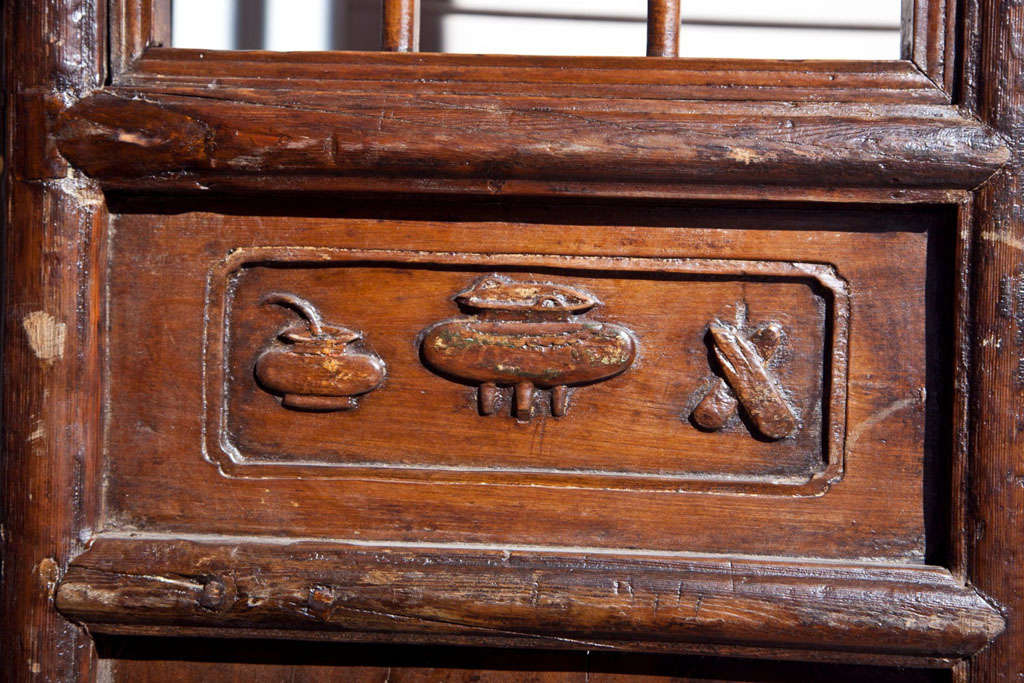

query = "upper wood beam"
[54, 89, 1008, 194]
[121, 50, 951, 105]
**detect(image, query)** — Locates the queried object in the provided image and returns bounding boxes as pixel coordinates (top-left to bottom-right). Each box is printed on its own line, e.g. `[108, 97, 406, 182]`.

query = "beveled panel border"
[202, 247, 850, 496]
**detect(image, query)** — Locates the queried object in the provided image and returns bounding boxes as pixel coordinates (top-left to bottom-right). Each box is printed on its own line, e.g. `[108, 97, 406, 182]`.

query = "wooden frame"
[4, 0, 1022, 679]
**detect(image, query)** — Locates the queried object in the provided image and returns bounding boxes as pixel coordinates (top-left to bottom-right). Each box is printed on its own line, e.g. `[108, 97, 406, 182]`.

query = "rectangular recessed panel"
[212, 253, 844, 492]
[104, 209, 935, 560]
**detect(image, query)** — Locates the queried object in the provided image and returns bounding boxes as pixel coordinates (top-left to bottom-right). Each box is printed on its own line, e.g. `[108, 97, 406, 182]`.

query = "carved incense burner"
[254, 293, 386, 411]
[420, 275, 637, 419]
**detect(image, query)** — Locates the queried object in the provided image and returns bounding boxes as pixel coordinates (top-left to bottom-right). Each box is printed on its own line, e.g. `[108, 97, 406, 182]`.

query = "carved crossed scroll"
[692, 320, 798, 440]
[420, 275, 637, 420]
[254, 293, 386, 411]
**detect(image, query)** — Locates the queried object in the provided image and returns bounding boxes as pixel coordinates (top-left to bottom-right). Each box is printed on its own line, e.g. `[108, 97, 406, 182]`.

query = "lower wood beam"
[57, 536, 1003, 661]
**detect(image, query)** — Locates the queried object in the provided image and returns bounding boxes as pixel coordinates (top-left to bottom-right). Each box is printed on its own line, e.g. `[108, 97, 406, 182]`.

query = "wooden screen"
[5, 0, 1024, 681]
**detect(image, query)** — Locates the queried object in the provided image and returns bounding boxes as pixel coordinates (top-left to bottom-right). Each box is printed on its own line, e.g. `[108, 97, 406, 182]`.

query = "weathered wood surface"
[254, 293, 386, 411]
[692, 323, 783, 433]
[966, 0, 1024, 679]
[2, 1, 106, 681]
[905, 0, 959, 94]
[56, 537, 1005, 659]
[419, 276, 637, 420]
[705, 323, 797, 440]
[55, 91, 1008, 193]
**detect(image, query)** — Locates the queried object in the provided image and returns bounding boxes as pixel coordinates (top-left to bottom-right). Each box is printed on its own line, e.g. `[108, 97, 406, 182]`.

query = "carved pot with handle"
[255, 293, 386, 411]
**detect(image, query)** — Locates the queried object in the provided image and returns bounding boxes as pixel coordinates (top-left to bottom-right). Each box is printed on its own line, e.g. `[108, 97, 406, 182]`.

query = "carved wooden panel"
[205, 249, 846, 493]
[103, 207, 937, 562]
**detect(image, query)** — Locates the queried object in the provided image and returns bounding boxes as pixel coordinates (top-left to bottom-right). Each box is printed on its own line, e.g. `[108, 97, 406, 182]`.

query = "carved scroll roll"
[420, 275, 637, 419]
[254, 293, 386, 411]
[692, 318, 798, 440]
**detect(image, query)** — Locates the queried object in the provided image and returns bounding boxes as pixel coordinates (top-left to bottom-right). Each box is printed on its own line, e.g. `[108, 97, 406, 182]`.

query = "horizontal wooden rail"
[382, 0, 420, 52]
[57, 536, 1004, 659]
[55, 89, 1007, 194]
[120, 51, 951, 105]
[647, 0, 682, 57]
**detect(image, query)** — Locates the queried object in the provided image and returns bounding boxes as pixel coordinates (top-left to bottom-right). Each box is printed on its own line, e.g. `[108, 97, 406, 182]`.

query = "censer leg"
[551, 385, 569, 417]
[515, 381, 534, 418]
[479, 382, 498, 415]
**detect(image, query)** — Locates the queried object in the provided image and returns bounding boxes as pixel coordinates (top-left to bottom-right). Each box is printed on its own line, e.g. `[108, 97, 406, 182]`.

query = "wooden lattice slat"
[382, 0, 420, 51]
[647, 0, 681, 57]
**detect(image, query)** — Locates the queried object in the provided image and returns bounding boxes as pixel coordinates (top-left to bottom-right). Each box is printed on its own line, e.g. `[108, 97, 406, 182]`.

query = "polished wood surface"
[647, 0, 681, 57]
[382, 0, 420, 51]
[105, 211, 926, 518]
[4, 0, 1024, 680]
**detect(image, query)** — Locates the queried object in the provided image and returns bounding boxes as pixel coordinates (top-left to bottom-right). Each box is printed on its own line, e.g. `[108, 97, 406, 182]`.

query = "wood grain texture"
[2, 1, 106, 681]
[646, 0, 681, 57]
[110, 0, 168, 76]
[55, 536, 1004, 659]
[55, 90, 1008, 194]
[966, 1, 1024, 679]
[382, 0, 420, 52]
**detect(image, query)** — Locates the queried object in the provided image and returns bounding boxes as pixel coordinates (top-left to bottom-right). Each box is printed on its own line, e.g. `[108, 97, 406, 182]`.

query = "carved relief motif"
[420, 275, 637, 419]
[692, 314, 798, 440]
[205, 249, 849, 493]
[254, 293, 385, 411]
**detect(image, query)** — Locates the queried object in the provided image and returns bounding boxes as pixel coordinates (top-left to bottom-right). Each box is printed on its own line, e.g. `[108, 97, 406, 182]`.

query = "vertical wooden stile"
[3, 0, 107, 679]
[382, 0, 420, 51]
[647, 0, 681, 57]
[967, 1, 1024, 679]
